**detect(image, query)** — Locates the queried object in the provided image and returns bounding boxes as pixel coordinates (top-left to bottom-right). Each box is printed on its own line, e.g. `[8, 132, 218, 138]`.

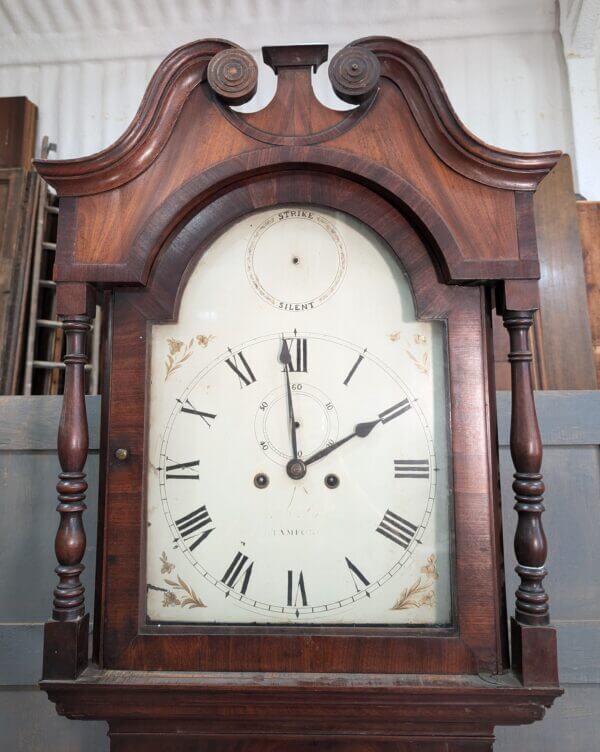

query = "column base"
[511, 616, 559, 687]
[42, 613, 89, 679]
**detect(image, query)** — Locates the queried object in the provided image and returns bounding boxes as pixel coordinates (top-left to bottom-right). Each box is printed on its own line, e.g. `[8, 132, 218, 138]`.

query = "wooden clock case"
[35, 38, 562, 751]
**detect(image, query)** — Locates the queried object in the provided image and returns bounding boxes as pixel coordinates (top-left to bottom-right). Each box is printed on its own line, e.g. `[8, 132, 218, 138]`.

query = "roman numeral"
[287, 570, 308, 606]
[175, 505, 214, 550]
[379, 398, 411, 424]
[165, 458, 199, 480]
[221, 552, 253, 594]
[345, 557, 370, 592]
[376, 510, 418, 548]
[343, 350, 365, 386]
[225, 349, 256, 388]
[178, 398, 216, 427]
[394, 459, 430, 479]
[284, 338, 308, 372]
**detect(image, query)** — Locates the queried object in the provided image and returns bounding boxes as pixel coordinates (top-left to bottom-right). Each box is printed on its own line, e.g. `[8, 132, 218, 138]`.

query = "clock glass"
[145, 206, 452, 625]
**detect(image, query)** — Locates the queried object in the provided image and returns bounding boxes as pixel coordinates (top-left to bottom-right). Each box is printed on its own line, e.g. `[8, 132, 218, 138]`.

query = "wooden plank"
[501, 442, 600, 623]
[0, 97, 37, 169]
[0, 168, 28, 394]
[496, 390, 600, 445]
[0, 394, 598, 748]
[0, 624, 43, 684]
[12, 682, 600, 752]
[555, 622, 600, 684]
[0, 688, 108, 751]
[532, 155, 597, 388]
[8, 172, 40, 394]
[493, 156, 596, 390]
[0, 451, 99, 623]
[0, 395, 101, 450]
[496, 685, 600, 752]
[577, 201, 600, 384]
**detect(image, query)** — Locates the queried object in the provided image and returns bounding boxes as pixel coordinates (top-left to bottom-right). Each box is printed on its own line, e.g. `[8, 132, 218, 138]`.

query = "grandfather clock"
[35, 37, 562, 751]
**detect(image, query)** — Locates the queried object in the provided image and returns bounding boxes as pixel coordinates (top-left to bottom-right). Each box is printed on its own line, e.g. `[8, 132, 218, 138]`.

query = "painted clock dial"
[146, 206, 452, 625]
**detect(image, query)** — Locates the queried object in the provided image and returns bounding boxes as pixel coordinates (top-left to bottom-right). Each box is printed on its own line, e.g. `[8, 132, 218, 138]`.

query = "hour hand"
[303, 398, 412, 467]
[355, 420, 379, 437]
[304, 419, 379, 466]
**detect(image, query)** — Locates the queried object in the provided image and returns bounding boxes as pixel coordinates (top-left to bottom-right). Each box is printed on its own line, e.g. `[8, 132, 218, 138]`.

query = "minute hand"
[303, 398, 412, 467]
[279, 338, 299, 460]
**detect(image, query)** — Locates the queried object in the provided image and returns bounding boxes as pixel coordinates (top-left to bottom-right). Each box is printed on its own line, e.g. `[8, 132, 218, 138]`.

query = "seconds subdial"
[254, 381, 339, 467]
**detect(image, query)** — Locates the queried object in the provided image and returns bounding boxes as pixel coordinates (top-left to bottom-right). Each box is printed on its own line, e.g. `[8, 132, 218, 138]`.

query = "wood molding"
[52, 149, 540, 287]
[33, 39, 239, 196]
[43, 668, 560, 737]
[36, 35, 563, 747]
[99, 178, 503, 674]
[353, 37, 561, 191]
[33, 36, 561, 198]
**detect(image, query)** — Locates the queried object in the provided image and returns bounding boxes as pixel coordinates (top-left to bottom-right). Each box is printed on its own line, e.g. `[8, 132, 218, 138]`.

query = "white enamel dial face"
[146, 206, 452, 625]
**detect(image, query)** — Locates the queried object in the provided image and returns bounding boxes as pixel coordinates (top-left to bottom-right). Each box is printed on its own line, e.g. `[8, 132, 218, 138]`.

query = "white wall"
[560, 0, 600, 198]
[0, 0, 582, 189]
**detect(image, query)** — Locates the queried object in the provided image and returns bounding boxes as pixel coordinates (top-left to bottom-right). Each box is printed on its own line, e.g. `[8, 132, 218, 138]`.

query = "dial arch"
[145, 200, 450, 626]
[135, 166, 464, 328]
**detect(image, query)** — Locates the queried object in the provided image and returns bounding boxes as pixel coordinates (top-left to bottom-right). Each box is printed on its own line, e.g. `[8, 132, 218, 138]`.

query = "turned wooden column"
[499, 280, 558, 687]
[43, 282, 95, 679]
[502, 308, 549, 627]
[53, 313, 90, 620]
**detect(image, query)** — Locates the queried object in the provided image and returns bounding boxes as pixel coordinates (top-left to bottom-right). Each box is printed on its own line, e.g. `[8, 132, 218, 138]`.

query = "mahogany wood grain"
[494, 159, 597, 390]
[578, 200, 600, 383]
[501, 309, 549, 626]
[48, 139, 537, 286]
[32, 36, 563, 749]
[328, 45, 381, 104]
[207, 48, 257, 105]
[43, 284, 96, 679]
[34, 38, 560, 197]
[262, 44, 328, 72]
[239, 48, 356, 143]
[42, 614, 89, 680]
[42, 668, 560, 746]
[34, 40, 560, 286]
[108, 740, 495, 752]
[0, 96, 37, 169]
[532, 156, 597, 388]
[510, 617, 559, 688]
[0, 168, 34, 394]
[52, 309, 91, 621]
[98, 174, 503, 675]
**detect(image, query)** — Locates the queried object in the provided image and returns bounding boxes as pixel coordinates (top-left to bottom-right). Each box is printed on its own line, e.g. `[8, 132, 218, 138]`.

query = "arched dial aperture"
[146, 205, 451, 626]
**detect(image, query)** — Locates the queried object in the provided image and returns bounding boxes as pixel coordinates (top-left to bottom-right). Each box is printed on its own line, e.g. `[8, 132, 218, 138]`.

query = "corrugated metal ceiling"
[0, 0, 573, 172]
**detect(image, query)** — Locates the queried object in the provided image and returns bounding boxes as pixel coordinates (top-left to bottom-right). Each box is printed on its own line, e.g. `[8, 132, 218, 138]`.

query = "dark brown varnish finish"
[502, 310, 548, 626]
[34, 37, 562, 750]
[102, 177, 499, 676]
[53, 314, 90, 621]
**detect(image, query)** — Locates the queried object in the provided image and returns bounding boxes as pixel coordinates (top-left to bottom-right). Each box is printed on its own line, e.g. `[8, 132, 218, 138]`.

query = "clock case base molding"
[43, 667, 560, 751]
